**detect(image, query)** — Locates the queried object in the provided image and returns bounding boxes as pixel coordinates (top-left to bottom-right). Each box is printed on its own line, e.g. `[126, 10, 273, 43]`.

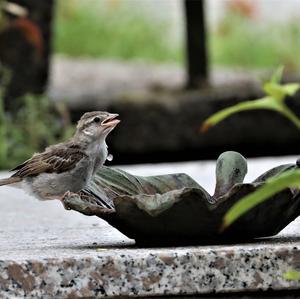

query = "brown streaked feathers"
[10, 143, 86, 179]
[0, 177, 21, 186]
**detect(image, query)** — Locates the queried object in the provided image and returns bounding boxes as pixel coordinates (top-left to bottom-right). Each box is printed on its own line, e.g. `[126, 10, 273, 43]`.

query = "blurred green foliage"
[54, 0, 182, 63]
[211, 14, 300, 71]
[55, 1, 300, 71]
[0, 75, 74, 169]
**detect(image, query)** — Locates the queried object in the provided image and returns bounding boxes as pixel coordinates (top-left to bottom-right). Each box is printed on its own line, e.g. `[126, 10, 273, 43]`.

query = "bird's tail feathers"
[0, 177, 21, 186]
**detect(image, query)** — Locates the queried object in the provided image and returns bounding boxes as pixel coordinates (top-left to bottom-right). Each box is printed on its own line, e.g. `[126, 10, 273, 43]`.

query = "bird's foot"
[60, 191, 81, 210]
[60, 190, 114, 217]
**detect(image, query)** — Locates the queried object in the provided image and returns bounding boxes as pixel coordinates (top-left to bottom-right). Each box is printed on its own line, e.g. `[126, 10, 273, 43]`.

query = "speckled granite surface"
[2, 242, 300, 298]
[0, 157, 300, 298]
[3, 241, 300, 298]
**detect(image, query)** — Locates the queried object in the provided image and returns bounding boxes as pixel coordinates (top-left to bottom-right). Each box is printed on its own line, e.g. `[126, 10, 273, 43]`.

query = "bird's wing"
[11, 146, 87, 178]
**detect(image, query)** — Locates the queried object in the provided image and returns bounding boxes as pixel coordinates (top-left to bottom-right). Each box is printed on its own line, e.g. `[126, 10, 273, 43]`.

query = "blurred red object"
[0, 16, 43, 68]
[8, 17, 43, 56]
[227, 0, 258, 19]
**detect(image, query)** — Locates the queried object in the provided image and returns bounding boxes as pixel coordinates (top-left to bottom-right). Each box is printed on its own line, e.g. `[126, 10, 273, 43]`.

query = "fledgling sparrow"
[0, 111, 120, 201]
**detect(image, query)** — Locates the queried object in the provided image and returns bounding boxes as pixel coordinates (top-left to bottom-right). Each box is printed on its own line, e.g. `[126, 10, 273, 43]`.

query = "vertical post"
[184, 0, 208, 89]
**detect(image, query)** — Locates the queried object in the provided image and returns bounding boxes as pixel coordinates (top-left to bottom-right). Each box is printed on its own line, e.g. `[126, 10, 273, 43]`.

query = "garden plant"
[202, 67, 300, 280]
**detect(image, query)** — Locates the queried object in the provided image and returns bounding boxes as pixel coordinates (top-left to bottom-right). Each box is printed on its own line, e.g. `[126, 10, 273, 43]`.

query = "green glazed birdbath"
[62, 151, 300, 245]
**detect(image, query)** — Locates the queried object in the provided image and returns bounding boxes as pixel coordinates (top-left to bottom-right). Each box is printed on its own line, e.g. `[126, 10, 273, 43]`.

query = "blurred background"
[1, 0, 300, 168]
[54, 0, 300, 70]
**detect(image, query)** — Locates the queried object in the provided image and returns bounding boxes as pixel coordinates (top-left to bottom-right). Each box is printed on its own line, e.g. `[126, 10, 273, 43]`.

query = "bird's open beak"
[101, 113, 120, 128]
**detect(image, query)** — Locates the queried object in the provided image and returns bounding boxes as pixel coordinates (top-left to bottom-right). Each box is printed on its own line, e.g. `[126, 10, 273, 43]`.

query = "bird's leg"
[40, 193, 63, 201]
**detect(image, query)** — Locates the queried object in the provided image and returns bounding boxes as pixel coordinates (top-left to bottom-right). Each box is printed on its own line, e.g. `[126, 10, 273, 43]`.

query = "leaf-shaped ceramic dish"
[62, 152, 300, 245]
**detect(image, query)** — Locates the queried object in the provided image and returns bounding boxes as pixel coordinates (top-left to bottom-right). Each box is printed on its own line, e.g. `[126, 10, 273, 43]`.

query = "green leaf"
[201, 97, 285, 132]
[201, 98, 273, 132]
[270, 66, 284, 84]
[222, 170, 300, 230]
[283, 270, 300, 281]
[262, 82, 285, 101]
[201, 66, 300, 132]
[282, 83, 300, 96]
[263, 82, 300, 101]
[201, 93, 300, 132]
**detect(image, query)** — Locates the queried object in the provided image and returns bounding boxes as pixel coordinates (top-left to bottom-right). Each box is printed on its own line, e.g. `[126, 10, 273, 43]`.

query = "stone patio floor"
[0, 155, 300, 298]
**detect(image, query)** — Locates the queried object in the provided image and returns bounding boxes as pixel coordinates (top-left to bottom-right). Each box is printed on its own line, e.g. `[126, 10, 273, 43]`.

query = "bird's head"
[75, 111, 120, 142]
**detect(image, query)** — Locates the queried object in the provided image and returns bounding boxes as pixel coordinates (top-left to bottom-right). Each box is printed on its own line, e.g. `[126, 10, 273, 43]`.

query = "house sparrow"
[0, 111, 120, 201]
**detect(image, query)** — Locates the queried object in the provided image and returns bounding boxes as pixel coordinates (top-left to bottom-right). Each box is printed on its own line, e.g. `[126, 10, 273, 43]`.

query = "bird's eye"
[93, 117, 101, 123]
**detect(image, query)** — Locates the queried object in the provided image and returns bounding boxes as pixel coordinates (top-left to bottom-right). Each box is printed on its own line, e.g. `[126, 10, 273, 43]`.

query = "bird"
[0, 111, 120, 201]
